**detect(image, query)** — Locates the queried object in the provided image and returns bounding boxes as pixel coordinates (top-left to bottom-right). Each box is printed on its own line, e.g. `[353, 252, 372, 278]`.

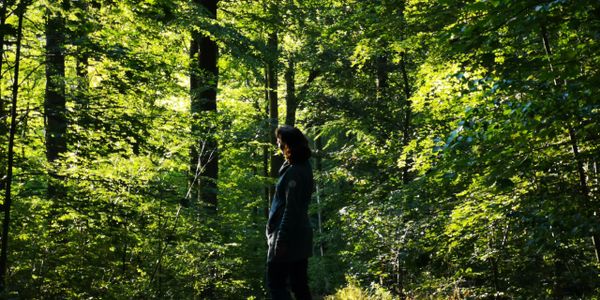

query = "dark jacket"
[266, 160, 314, 262]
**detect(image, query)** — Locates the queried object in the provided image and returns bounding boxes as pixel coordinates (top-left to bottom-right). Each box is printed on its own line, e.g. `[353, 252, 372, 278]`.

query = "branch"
[296, 69, 320, 107]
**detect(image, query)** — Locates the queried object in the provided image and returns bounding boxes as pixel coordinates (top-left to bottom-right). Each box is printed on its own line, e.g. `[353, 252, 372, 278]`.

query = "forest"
[0, 0, 599, 299]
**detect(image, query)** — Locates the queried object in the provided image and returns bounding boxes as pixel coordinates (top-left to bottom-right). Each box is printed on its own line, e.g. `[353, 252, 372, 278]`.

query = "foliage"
[325, 277, 394, 300]
[0, 0, 599, 298]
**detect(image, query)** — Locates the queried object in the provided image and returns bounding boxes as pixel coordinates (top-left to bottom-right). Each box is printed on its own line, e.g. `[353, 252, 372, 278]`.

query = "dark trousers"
[267, 258, 312, 300]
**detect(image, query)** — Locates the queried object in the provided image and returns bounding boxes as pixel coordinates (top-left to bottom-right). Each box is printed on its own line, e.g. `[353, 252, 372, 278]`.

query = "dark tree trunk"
[314, 132, 331, 291]
[0, 0, 26, 290]
[399, 53, 412, 184]
[297, 70, 318, 103]
[45, 1, 68, 199]
[190, 0, 219, 213]
[0, 0, 7, 81]
[267, 29, 282, 205]
[540, 24, 600, 262]
[568, 125, 600, 262]
[74, 0, 89, 103]
[0, 0, 11, 199]
[283, 57, 319, 128]
[71, 0, 90, 161]
[263, 68, 270, 217]
[315, 133, 324, 257]
[376, 53, 388, 101]
[284, 56, 296, 126]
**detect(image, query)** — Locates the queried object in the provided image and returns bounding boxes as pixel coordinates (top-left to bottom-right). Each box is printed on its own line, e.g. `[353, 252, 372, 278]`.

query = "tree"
[0, 0, 27, 290]
[265, 1, 282, 206]
[45, 0, 68, 198]
[190, 0, 219, 213]
[0, 0, 12, 208]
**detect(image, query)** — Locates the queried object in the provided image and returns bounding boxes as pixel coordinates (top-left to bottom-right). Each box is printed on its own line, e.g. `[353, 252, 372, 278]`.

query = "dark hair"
[275, 125, 312, 163]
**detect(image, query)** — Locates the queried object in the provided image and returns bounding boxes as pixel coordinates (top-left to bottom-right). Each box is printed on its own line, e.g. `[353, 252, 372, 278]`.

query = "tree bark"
[0, 0, 26, 290]
[315, 133, 324, 257]
[267, 26, 282, 205]
[540, 24, 600, 262]
[284, 55, 319, 128]
[45, 0, 68, 199]
[284, 56, 296, 126]
[0, 0, 7, 81]
[74, 0, 89, 102]
[297, 70, 318, 106]
[375, 52, 388, 102]
[567, 125, 600, 262]
[190, 0, 219, 214]
[399, 53, 412, 184]
[0, 0, 10, 199]
[72, 0, 90, 161]
[263, 68, 270, 217]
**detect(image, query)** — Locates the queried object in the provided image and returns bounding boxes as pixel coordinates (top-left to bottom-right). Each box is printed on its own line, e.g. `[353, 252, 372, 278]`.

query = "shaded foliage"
[0, 0, 598, 298]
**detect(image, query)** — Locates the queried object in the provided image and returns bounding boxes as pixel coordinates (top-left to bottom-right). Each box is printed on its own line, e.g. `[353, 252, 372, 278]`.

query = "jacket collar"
[278, 160, 291, 176]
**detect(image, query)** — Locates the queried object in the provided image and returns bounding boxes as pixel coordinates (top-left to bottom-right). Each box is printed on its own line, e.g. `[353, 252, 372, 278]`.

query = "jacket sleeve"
[275, 167, 300, 246]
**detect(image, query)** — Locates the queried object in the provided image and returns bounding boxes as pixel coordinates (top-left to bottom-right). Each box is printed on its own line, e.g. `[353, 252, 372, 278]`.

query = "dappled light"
[0, 0, 599, 298]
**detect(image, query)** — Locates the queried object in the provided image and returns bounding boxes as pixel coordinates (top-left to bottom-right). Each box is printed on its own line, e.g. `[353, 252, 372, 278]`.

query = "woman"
[266, 125, 314, 300]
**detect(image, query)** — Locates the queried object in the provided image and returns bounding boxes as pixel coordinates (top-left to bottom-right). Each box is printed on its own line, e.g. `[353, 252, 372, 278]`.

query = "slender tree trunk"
[45, 0, 68, 199]
[284, 56, 296, 126]
[267, 26, 282, 204]
[190, 0, 219, 214]
[0, 0, 9, 86]
[541, 24, 577, 297]
[0, 0, 26, 290]
[314, 133, 330, 292]
[568, 125, 600, 262]
[263, 68, 270, 216]
[72, 0, 90, 162]
[0, 0, 10, 199]
[0, 0, 7, 79]
[395, 251, 405, 297]
[541, 24, 600, 262]
[375, 52, 388, 102]
[399, 53, 412, 184]
[297, 70, 318, 101]
[315, 134, 324, 257]
[74, 0, 89, 104]
[283, 58, 319, 128]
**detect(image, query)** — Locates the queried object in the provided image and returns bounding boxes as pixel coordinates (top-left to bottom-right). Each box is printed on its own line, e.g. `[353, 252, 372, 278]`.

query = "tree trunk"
[45, 0, 68, 199]
[263, 68, 270, 217]
[0, 0, 26, 290]
[567, 125, 600, 262]
[315, 134, 324, 257]
[0, 0, 10, 200]
[190, 0, 219, 214]
[72, 0, 90, 161]
[74, 0, 89, 103]
[284, 56, 296, 126]
[0, 0, 7, 82]
[267, 27, 282, 205]
[399, 53, 412, 184]
[540, 24, 600, 262]
[297, 70, 318, 103]
[375, 52, 388, 102]
[314, 132, 330, 292]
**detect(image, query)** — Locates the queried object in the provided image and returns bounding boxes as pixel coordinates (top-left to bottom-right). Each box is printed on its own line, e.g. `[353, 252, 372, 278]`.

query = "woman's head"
[275, 125, 312, 163]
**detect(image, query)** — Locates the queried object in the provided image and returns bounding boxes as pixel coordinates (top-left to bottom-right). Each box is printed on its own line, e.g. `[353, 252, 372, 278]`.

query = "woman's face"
[276, 137, 284, 153]
[277, 137, 289, 160]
